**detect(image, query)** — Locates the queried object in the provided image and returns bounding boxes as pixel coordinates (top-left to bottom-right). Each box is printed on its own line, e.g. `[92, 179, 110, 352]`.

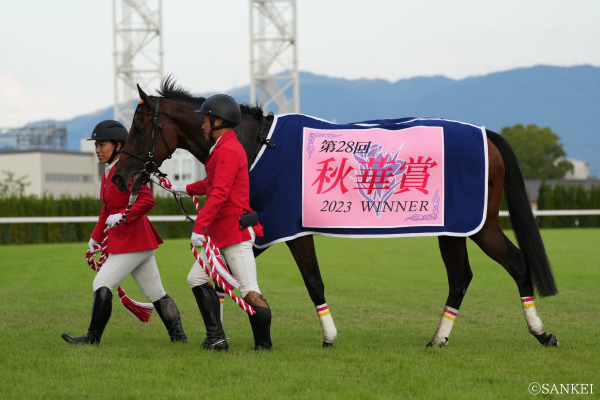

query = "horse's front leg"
[286, 235, 337, 347]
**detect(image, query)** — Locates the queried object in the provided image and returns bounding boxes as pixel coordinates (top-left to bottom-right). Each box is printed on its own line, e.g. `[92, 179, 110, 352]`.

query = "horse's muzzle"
[111, 174, 128, 192]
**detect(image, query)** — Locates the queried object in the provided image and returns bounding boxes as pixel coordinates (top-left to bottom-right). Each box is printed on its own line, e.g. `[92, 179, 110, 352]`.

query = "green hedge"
[497, 183, 600, 230]
[0, 195, 203, 245]
[537, 183, 600, 228]
[2, 184, 599, 245]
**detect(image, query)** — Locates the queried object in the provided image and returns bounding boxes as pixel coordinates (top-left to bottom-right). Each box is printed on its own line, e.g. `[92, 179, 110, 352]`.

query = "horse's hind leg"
[471, 225, 558, 347]
[286, 235, 337, 347]
[428, 236, 473, 347]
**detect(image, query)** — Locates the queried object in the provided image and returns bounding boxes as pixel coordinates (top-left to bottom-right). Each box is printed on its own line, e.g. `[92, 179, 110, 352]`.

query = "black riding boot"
[192, 283, 228, 351]
[153, 294, 189, 343]
[248, 301, 272, 351]
[61, 286, 112, 345]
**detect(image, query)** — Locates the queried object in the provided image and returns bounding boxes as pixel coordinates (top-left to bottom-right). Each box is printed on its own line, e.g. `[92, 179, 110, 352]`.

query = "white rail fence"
[0, 216, 193, 223]
[1, 210, 600, 224]
[1, 211, 599, 245]
[499, 210, 600, 217]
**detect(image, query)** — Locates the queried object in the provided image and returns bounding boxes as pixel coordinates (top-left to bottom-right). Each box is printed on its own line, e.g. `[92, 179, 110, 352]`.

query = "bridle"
[119, 96, 173, 181]
[118, 96, 194, 219]
[247, 112, 275, 166]
[118, 97, 275, 222]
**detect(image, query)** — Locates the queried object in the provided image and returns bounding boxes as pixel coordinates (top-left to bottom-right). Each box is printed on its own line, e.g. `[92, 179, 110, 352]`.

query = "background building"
[0, 150, 98, 198]
[564, 159, 590, 180]
[0, 124, 67, 151]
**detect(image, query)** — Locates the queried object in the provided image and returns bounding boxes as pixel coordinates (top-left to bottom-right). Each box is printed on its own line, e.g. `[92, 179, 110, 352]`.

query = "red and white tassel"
[204, 236, 241, 289]
[118, 285, 154, 323]
[191, 243, 255, 315]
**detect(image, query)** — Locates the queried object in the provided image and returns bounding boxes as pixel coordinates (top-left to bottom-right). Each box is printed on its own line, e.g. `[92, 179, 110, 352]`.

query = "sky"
[1, 0, 599, 127]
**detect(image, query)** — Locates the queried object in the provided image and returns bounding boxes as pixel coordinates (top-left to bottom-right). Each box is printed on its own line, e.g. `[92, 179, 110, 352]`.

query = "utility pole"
[249, 0, 299, 114]
[113, 0, 163, 128]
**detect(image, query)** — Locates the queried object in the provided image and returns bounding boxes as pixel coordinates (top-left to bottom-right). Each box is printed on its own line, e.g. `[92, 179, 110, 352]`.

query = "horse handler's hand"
[106, 213, 123, 228]
[88, 238, 100, 254]
[191, 232, 207, 248]
[170, 185, 189, 196]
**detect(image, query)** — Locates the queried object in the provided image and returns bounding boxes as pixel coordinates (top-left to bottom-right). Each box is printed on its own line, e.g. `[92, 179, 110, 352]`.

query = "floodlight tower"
[113, 0, 163, 128]
[249, 0, 300, 114]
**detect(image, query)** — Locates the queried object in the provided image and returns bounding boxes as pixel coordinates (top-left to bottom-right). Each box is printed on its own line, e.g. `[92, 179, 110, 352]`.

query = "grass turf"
[0, 229, 598, 399]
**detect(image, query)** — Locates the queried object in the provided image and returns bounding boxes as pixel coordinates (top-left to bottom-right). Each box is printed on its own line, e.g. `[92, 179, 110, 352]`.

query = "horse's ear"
[137, 84, 150, 104]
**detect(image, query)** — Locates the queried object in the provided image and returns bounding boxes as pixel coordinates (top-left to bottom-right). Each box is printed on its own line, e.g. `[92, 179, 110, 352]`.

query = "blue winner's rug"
[249, 114, 488, 248]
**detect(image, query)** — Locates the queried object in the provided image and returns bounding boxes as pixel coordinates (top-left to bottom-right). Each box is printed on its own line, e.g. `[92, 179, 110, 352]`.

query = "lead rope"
[156, 176, 256, 316]
[86, 193, 155, 323]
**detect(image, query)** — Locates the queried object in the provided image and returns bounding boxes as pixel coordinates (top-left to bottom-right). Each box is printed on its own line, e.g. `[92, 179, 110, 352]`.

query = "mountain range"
[42, 65, 600, 175]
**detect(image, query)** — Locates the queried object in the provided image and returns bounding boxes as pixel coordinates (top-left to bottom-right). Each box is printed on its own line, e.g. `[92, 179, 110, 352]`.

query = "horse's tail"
[486, 129, 558, 297]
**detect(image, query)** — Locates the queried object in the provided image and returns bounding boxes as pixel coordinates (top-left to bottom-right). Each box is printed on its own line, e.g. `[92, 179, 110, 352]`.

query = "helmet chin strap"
[108, 141, 123, 163]
[208, 115, 230, 143]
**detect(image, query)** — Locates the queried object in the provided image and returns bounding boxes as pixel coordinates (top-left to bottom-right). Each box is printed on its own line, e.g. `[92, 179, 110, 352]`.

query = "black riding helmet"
[194, 94, 241, 142]
[87, 120, 129, 163]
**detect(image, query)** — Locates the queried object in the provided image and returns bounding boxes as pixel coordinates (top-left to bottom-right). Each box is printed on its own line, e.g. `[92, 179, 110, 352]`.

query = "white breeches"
[187, 227, 260, 299]
[93, 249, 166, 303]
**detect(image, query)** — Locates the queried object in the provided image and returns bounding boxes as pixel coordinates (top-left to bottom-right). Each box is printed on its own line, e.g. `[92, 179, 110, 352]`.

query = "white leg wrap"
[430, 306, 458, 347]
[521, 297, 544, 335]
[316, 303, 337, 344]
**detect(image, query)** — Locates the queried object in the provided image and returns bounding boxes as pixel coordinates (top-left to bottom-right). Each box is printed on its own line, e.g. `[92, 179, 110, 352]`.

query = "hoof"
[545, 334, 559, 348]
[426, 337, 448, 347]
[534, 333, 559, 348]
[322, 341, 333, 348]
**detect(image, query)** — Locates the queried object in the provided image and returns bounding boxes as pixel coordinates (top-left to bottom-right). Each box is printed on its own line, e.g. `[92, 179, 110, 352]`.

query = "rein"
[148, 173, 195, 222]
[246, 112, 275, 168]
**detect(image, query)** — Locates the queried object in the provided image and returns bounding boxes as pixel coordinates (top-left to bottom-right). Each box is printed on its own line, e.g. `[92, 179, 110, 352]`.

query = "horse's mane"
[157, 75, 265, 119]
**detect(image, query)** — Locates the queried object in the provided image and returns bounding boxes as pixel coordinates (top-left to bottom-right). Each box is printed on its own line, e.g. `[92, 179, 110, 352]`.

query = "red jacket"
[186, 130, 264, 249]
[91, 163, 163, 254]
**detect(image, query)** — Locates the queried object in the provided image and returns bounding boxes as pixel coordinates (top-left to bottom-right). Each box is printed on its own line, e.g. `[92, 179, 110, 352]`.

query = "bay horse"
[112, 78, 559, 348]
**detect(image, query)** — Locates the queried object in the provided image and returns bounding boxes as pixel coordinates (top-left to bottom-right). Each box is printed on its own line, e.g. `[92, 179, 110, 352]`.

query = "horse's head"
[112, 77, 272, 193]
[112, 84, 200, 193]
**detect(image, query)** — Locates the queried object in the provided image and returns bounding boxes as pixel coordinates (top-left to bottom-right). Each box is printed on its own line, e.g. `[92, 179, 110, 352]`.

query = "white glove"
[191, 231, 207, 248]
[170, 185, 189, 196]
[88, 238, 100, 253]
[106, 213, 123, 228]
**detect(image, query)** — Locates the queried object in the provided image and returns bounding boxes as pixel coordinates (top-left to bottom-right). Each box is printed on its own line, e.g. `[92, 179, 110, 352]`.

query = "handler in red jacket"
[61, 120, 188, 345]
[170, 95, 271, 351]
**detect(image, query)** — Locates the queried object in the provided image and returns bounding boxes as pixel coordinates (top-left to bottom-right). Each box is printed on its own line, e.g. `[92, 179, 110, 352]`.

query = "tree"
[0, 170, 30, 198]
[500, 124, 574, 179]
